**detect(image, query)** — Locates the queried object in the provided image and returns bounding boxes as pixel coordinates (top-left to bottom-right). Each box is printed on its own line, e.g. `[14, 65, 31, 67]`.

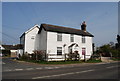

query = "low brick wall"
[101, 57, 111, 62]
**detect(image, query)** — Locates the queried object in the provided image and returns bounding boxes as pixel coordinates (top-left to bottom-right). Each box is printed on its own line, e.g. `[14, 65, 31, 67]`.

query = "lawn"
[111, 58, 120, 61]
[19, 59, 102, 64]
[86, 59, 102, 63]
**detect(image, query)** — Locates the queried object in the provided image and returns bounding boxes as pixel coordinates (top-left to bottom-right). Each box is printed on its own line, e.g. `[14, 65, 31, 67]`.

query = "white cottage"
[20, 25, 39, 55]
[35, 22, 94, 61]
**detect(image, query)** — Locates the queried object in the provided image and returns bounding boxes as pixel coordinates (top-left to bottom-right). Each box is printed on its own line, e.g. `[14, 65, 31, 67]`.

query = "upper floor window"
[70, 34, 74, 42]
[57, 47, 62, 55]
[57, 33, 62, 41]
[31, 36, 35, 39]
[82, 36, 85, 43]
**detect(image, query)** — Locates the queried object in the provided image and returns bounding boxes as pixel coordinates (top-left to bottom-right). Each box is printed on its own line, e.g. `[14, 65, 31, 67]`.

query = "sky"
[2, 2, 118, 47]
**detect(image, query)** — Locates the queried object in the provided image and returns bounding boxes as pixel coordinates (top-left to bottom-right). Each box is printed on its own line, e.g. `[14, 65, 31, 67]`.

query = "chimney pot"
[81, 21, 86, 32]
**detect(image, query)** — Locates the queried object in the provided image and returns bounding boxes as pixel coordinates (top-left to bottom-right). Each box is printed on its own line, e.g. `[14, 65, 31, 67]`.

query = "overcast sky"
[2, 2, 118, 47]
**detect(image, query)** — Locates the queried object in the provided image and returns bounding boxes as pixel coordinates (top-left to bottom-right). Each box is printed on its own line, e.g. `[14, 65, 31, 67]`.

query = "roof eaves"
[25, 26, 39, 34]
[39, 23, 94, 37]
[38, 24, 47, 34]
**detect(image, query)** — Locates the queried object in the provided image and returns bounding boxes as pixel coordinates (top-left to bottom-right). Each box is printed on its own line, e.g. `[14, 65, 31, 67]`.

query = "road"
[1, 57, 120, 80]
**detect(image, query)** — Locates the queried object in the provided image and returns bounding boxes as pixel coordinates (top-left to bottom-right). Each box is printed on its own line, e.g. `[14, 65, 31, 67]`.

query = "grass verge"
[86, 59, 102, 63]
[19, 59, 102, 64]
[111, 58, 120, 61]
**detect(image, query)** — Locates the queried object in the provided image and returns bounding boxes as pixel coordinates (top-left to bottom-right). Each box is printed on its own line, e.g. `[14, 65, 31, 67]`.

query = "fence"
[46, 53, 80, 61]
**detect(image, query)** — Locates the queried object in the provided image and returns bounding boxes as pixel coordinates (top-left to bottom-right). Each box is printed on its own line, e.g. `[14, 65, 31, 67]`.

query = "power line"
[0, 32, 19, 41]
[3, 24, 25, 31]
[15, 3, 34, 25]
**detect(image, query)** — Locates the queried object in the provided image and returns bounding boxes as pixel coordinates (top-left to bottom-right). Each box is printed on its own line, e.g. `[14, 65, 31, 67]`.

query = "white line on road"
[77, 69, 94, 73]
[54, 67, 60, 69]
[5, 70, 12, 72]
[36, 68, 42, 70]
[32, 69, 94, 79]
[26, 68, 34, 70]
[15, 69, 23, 71]
[106, 66, 118, 68]
[44, 67, 54, 69]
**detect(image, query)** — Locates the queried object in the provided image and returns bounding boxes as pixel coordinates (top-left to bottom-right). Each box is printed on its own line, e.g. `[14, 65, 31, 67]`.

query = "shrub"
[19, 54, 29, 60]
[32, 50, 46, 61]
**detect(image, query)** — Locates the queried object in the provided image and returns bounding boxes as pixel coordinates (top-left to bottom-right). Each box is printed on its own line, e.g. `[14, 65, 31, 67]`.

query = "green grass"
[111, 58, 120, 61]
[25, 60, 83, 64]
[85, 59, 102, 63]
[19, 59, 102, 64]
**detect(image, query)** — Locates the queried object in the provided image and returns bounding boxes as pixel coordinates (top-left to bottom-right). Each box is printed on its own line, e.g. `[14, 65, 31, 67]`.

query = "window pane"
[57, 47, 62, 55]
[70, 34, 74, 42]
[31, 36, 35, 39]
[82, 36, 85, 43]
[57, 33, 62, 41]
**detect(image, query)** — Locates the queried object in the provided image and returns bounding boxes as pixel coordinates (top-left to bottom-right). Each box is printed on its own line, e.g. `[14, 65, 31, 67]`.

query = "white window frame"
[70, 34, 74, 42]
[31, 36, 35, 39]
[82, 36, 85, 43]
[57, 33, 62, 41]
[57, 47, 62, 55]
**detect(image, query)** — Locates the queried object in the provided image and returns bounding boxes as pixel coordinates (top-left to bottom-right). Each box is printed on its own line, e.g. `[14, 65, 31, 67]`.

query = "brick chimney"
[81, 21, 86, 32]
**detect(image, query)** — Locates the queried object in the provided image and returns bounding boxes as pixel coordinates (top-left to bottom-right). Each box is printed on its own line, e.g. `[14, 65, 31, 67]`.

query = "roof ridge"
[42, 23, 82, 31]
[40, 23, 94, 37]
[25, 25, 39, 34]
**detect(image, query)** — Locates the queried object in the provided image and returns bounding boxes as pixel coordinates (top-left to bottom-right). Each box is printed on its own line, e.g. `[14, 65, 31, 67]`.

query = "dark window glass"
[57, 33, 62, 41]
[70, 34, 74, 42]
[82, 36, 85, 43]
[57, 47, 62, 55]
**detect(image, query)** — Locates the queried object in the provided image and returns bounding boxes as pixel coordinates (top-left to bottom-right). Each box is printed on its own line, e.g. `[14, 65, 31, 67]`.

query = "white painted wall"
[34, 34, 40, 50]
[11, 50, 17, 53]
[21, 25, 93, 61]
[24, 26, 39, 54]
[17, 49, 23, 58]
[0, 45, 5, 50]
[47, 31, 93, 61]
[35, 28, 47, 51]
[80, 36, 93, 60]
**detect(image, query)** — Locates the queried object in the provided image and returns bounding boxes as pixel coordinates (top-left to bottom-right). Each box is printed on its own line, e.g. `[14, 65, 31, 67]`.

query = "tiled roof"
[2, 44, 23, 50]
[38, 24, 94, 37]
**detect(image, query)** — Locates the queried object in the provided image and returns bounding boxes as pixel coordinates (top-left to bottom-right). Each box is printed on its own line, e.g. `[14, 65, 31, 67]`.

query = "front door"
[82, 48, 86, 61]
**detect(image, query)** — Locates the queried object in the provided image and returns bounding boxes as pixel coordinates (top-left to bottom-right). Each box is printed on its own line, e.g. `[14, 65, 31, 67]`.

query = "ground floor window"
[57, 47, 62, 55]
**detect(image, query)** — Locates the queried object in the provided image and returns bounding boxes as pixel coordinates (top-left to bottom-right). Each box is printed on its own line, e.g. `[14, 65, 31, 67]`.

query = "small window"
[57, 47, 62, 55]
[31, 36, 35, 39]
[57, 33, 62, 41]
[70, 34, 74, 42]
[82, 36, 85, 43]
